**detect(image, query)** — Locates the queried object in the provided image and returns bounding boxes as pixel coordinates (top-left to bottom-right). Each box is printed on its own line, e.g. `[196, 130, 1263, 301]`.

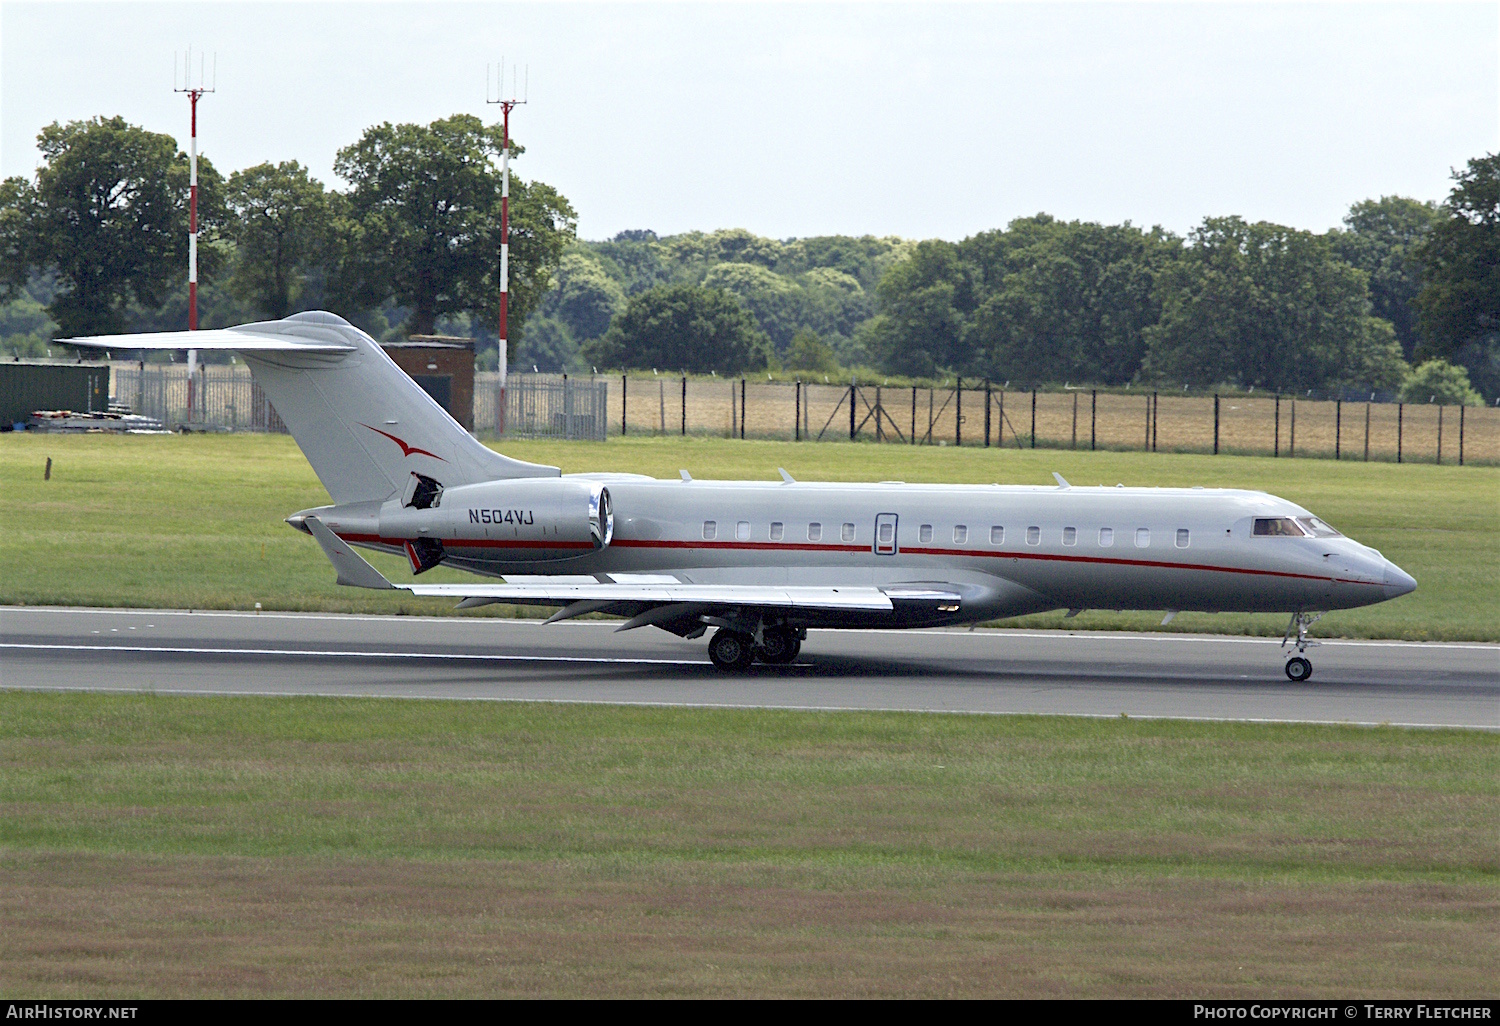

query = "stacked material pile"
[27, 409, 167, 433]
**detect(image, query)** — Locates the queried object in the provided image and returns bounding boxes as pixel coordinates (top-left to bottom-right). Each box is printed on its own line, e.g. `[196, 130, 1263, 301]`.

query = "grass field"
[3, 432, 1496, 639]
[1, 692, 1495, 998]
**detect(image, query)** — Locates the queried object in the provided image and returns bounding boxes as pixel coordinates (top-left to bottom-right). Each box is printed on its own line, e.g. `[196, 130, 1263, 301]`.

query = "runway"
[1, 606, 1496, 729]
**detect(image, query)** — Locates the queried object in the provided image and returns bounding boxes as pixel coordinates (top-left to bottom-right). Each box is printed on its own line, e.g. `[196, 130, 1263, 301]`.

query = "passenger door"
[874, 513, 898, 555]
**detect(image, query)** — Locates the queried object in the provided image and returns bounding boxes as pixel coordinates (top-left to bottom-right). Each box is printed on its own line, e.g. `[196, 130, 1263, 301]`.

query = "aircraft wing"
[305, 516, 899, 625]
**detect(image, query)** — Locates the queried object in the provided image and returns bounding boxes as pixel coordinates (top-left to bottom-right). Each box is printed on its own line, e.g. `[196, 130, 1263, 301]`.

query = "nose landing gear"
[1281, 611, 1324, 682]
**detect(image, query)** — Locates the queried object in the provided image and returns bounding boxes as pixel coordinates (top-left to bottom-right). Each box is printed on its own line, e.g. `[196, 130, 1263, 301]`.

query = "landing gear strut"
[1281, 611, 1323, 682]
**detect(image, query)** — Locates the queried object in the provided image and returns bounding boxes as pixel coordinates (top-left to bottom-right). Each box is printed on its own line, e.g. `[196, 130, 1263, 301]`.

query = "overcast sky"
[2, 2, 1496, 241]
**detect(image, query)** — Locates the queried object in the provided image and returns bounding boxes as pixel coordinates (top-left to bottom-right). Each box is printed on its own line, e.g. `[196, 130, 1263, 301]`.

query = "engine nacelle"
[379, 477, 612, 559]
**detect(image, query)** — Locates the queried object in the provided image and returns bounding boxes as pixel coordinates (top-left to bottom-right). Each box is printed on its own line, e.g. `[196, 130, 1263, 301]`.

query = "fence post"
[1290, 399, 1296, 457]
[1213, 394, 1220, 454]
[875, 386, 883, 442]
[1364, 402, 1370, 461]
[910, 386, 916, 444]
[1335, 399, 1341, 460]
[1437, 405, 1443, 465]
[621, 375, 627, 436]
[1090, 389, 1097, 451]
[1152, 391, 1158, 452]
[984, 379, 992, 447]
[847, 383, 855, 441]
[1274, 395, 1280, 457]
[1459, 405, 1465, 466]
[741, 378, 746, 439]
[795, 381, 801, 441]
[1397, 402, 1403, 463]
[1031, 390, 1037, 449]
[956, 377, 962, 446]
[681, 376, 686, 436]
[1071, 392, 1078, 449]
[999, 389, 1008, 448]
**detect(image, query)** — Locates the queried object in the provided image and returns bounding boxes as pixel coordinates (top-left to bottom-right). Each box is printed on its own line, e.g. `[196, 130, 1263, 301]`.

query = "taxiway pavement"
[2, 607, 1496, 729]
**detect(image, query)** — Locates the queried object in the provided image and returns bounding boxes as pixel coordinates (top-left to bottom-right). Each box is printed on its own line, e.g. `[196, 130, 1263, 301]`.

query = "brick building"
[380, 337, 476, 432]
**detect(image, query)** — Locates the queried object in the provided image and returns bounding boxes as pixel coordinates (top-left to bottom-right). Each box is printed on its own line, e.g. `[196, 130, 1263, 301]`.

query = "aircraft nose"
[1383, 561, 1417, 599]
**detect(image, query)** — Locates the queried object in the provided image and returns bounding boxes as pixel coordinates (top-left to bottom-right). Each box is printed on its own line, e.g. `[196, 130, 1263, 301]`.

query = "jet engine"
[378, 476, 612, 560]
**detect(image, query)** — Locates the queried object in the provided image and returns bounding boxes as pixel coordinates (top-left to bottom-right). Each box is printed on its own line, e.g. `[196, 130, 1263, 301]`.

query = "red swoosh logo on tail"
[361, 424, 446, 461]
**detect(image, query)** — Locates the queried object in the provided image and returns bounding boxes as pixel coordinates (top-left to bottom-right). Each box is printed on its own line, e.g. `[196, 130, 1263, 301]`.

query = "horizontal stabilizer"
[306, 517, 396, 590]
[54, 328, 355, 353]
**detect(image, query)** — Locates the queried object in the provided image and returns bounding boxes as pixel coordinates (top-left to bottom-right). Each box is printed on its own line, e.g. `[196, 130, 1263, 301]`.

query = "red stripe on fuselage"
[334, 533, 1375, 586]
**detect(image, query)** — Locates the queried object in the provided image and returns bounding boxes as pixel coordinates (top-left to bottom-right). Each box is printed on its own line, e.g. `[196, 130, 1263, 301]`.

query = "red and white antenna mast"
[174, 47, 215, 420]
[487, 59, 526, 435]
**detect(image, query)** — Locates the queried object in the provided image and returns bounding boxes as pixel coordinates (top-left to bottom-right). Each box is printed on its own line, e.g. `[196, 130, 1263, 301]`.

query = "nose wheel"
[1281, 611, 1323, 683]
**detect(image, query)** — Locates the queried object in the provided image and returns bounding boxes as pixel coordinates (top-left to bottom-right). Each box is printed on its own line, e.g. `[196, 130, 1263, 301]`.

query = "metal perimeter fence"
[617, 375, 1500, 467]
[99, 363, 1499, 465]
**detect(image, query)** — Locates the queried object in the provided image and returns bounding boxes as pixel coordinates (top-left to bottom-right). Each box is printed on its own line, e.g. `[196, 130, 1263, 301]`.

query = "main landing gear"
[1281, 611, 1324, 682]
[706, 626, 804, 670]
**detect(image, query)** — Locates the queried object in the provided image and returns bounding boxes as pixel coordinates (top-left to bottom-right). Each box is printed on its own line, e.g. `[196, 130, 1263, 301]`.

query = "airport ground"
[2, 689, 1496, 998]
[2, 432, 1497, 997]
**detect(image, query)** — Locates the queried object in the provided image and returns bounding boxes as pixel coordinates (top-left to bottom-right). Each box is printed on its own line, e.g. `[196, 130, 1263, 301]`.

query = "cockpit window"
[1252, 517, 1305, 537]
[1295, 516, 1342, 538]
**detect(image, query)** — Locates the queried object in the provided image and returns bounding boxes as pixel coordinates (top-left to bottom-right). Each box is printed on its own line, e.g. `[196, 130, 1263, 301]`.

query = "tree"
[1398, 359, 1483, 405]
[701, 261, 803, 351]
[0, 116, 222, 337]
[1331, 196, 1442, 360]
[963, 217, 1178, 385]
[785, 327, 839, 374]
[1412, 154, 1500, 398]
[333, 114, 575, 338]
[225, 161, 331, 319]
[543, 251, 625, 341]
[867, 240, 969, 377]
[1143, 217, 1406, 392]
[584, 283, 770, 373]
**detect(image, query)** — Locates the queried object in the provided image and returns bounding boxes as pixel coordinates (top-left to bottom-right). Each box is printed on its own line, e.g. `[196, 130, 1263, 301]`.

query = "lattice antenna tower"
[174, 47, 216, 420]
[486, 59, 527, 431]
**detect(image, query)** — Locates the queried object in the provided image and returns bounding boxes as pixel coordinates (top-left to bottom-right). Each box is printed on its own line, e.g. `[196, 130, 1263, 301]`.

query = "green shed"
[0, 362, 109, 425]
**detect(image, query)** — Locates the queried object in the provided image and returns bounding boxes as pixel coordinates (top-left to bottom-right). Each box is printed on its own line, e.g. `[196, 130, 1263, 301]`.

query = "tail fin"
[57, 311, 558, 503]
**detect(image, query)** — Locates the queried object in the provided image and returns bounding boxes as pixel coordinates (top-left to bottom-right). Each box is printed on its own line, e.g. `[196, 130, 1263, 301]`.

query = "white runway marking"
[0, 642, 701, 666]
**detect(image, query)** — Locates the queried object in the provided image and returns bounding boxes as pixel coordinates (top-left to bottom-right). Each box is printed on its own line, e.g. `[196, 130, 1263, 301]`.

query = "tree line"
[1, 114, 1493, 405]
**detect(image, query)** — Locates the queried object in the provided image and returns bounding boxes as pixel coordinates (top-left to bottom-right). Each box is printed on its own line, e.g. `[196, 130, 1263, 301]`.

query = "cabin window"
[736, 521, 751, 541]
[1062, 527, 1077, 546]
[808, 522, 822, 541]
[919, 524, 933, 543]
[1135, 527, 1150, 548]
[703, 521, 716, 541]
[878, 521, 894, 545]
[842, 522, 856, 543]
[770, 521, 784, 541]
[990, 526, 1004, 545]
[1176, 528, 1190, 548]
[953, 525, 968, 544]
[1099, 527, 1114, 546]
[1295, 516, 1342, 538]
[1026, 526, 1040, 545]
[1252, 517, 1305, 537]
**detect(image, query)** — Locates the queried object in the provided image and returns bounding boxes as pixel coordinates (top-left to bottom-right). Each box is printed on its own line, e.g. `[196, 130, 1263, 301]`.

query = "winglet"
[778, 467, 795, 484]
[1053, 472, 1071, 489]
[305, 516, 397, 590]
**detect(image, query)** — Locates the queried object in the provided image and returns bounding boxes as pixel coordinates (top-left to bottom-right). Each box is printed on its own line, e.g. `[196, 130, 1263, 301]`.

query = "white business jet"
[62, 312, 1416, 678]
